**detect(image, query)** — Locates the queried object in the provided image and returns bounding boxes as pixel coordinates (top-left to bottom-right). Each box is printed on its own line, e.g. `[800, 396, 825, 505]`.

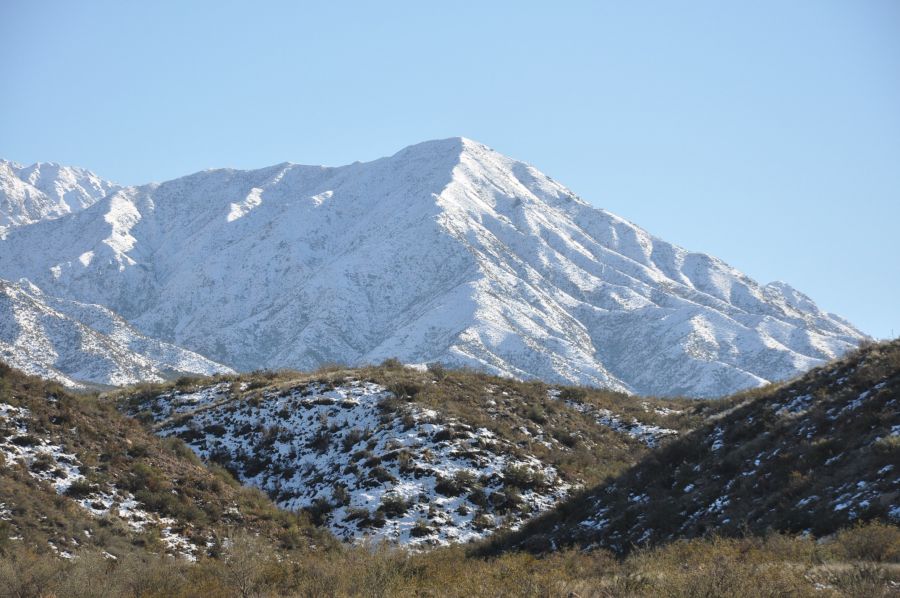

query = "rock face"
[0, 278, 232, 388]
[0, 159, 118, 231]
[0, 138, 867, 396]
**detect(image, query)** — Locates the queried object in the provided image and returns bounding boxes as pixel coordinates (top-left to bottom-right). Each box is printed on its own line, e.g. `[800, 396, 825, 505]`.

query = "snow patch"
[143, 379, 571, 547]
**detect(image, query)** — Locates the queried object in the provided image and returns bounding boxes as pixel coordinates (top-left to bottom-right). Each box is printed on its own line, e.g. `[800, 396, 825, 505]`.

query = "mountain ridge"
[0, 158, 119, 231]
[0, 138, 867, 395]
[0, 277, 233, 388]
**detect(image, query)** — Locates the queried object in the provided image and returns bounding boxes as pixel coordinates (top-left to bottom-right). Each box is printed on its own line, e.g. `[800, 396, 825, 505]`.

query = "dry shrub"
[831, 522, 900, 563]
[0, 549, 66, 598]
[629, 537, 816, 598]
[814, 563, 897, 598]
[2, 528, 900, 598]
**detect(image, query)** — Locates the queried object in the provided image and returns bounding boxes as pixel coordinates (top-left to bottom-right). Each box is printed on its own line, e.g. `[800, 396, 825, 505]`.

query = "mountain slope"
[120, 363, 706, 547]
[0, 363, 333, 561]
[0, 139, 866, 396]
[0, 159, 118, 232]
[491, 339, 900, 555]
[2, 359, 898, 597]
[0, 278, 233, 388]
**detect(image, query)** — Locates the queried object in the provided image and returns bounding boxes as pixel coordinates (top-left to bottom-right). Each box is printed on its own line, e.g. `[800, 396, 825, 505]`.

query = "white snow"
[548, 389, 678, 447]
[0, 139, 868, 397]
[710, 427, 725, 452]
[706, 496, 730, 513]
[773, 394, 814, 415]
[226, 187, 263, 222]
[824, 454, 843, 466]
[0, 278, 233, 388]
[0, 403, 84, 493]
[0, 159, 118, 231]
[796, 495, 819, 507]
[143, 379, 571, 547]
[0, 402, 203, 559]
[828, 388, 880, 421]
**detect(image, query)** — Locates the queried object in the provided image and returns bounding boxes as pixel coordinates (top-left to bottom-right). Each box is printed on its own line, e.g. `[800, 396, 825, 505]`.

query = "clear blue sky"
[2, 1, 898, 339]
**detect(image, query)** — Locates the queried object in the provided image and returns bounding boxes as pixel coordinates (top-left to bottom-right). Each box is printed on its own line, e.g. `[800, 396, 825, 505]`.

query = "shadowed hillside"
[487, 339, 900, 556]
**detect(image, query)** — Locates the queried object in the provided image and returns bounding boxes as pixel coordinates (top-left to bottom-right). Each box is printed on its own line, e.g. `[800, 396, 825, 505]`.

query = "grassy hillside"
[2, 515, 898, 596]
[1, 348, 898, 596]
[487, 340, 900, 555]
[0, 363, 334, 561]
[116, 362, 711, 546]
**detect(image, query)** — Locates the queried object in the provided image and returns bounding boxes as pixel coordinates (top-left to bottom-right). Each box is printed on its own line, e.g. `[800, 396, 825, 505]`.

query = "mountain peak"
[0, 142, 868, 396]
[389, 137, 496, 162]
[388, 136, 469, 161]
[0, 158, 118, 229]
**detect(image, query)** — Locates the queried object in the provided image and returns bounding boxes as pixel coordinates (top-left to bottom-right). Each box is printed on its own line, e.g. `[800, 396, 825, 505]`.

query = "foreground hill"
[490, 339, 900, 555]
[0, 139, 866, 397]
[0, 363, 332, 561]
[0, 278, 233, 388]
[1, 356, 897, 596]
[119, 363, 706, 547]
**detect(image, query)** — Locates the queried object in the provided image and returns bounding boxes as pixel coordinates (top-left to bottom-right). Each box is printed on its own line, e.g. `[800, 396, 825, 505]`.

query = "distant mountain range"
[0, 278, 231, 388]
[0, 139, 867, 395]
[0, 158, 118, 231]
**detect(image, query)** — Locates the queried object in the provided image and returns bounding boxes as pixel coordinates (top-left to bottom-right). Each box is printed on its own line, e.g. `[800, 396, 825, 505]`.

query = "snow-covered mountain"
[0, 159, 119, 232]
[0, 278, 233, 388]
[0, 138, 867, 396]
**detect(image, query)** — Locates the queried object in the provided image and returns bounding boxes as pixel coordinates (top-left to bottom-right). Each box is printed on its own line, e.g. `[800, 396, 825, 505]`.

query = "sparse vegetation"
[5, 527, 897, 597]
[489, 339, 900, 556]
[0, 363, 335, 564]
[0, 339, 898, 596]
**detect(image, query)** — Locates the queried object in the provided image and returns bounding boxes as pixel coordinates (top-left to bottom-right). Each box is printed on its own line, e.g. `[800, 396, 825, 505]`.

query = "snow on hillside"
[513, 341, 900, 555]
[134, 379, 570, 547]
[0, 402, 200, 558]
[0, 159, 118, 232]
[0, 139, 868, 396]
[547, 388, 678, 447]
[0, 278, 233, 388]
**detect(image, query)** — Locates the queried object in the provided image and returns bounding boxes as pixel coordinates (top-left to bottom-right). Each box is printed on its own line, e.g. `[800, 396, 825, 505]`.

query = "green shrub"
[64, 479, 95, 499]
[472, 513, 495, 530]
[387, 381, 422, 400]
[502, 464, 545, 490]
[378, 493, 409, 518]
[411, 519, 432, 538]
[341, 428, 365, 453]
[872, 435, 900, 455]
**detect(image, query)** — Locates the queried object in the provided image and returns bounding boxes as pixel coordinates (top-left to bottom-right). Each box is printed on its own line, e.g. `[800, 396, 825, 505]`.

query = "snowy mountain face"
[0, 278, 233, 388]
[0, 139, 867, 397]
[0, 159, 118, 232]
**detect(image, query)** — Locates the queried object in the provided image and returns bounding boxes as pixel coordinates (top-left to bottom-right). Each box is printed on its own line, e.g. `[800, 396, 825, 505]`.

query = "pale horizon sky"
[2, 1, 898, 339]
